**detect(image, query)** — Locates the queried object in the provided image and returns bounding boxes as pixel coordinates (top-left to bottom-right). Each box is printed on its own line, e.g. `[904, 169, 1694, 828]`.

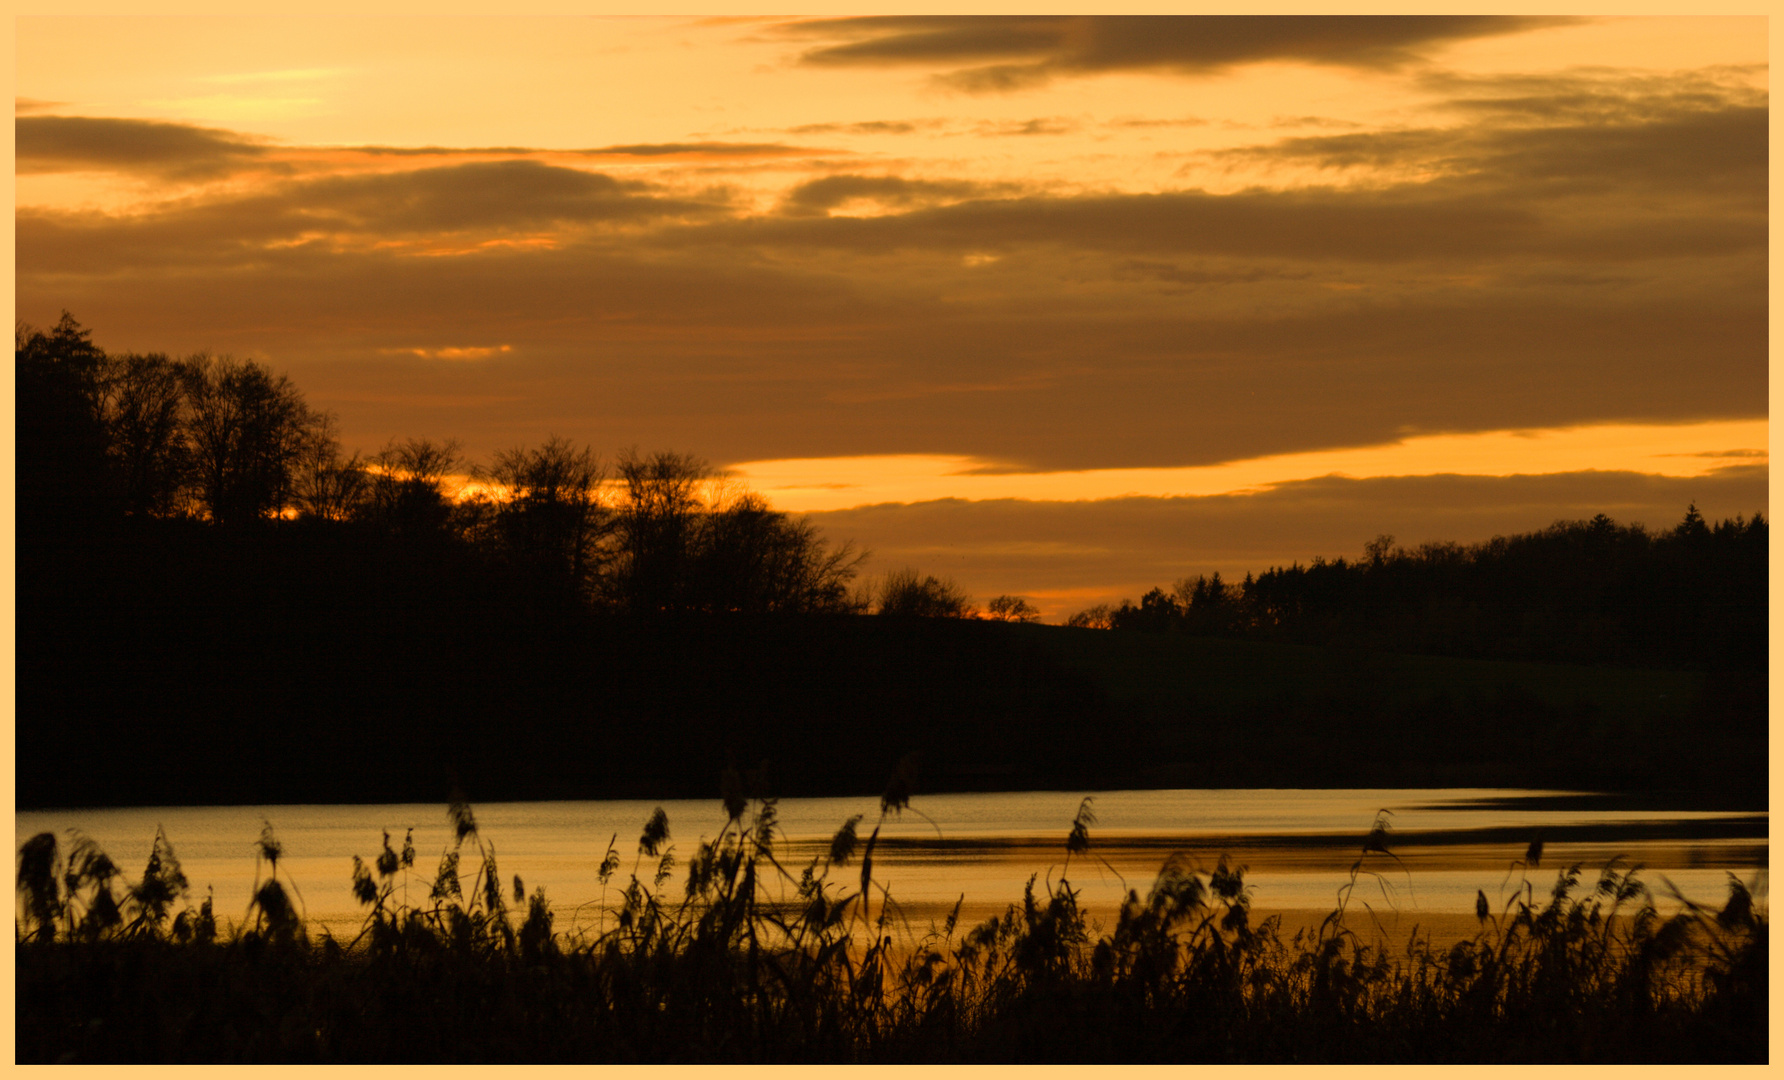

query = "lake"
[16, 788, 1766, 943]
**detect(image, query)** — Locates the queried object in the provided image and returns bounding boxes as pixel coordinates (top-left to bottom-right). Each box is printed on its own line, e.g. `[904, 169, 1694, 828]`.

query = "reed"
[14, 781, 1766, 1063]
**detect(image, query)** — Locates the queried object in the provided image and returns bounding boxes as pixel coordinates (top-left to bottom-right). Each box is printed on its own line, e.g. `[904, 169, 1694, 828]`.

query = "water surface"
[17, 788, 1764, 941]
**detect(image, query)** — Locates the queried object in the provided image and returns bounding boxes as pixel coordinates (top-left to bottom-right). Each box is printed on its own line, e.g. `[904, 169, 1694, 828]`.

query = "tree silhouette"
[692, 491, 865, 614]
[16, 313, 114, 526]
[876, 568, 975, 618]
[99, 353, 191, 517]
[361, 437, 466, 540]
[1065, 604, 1112, 629]
[182, 355, 315, 525]
[612, 449, 709, 614]
[290, 415, 369, 523]
[986, 595, 1041, 623]
[1109, 586, 1179, 632]
[483, 436, 610, 602]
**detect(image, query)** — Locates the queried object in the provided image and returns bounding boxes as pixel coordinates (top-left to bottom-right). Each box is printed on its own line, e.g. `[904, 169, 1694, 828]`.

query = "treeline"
[16, 312, 894, 616]
[1069, 510, 1766, 671]
[15, 313, 1768, 807]
[17, 314, 1092, 807]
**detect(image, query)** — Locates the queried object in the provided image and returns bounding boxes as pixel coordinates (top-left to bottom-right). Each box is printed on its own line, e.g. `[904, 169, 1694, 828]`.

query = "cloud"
[1423, 66, 1767, 123]
[1111, 115, 1209, 130]
[16, 115, 272, 178]
[15, 114, 833, 182]
[15, 97, 68, 115]
[16, 81, 1763, 478]
[22, 214, 1761, 476]
[688, 184, 1755, 265]
[379, 345, 513, 361]
[788, 120, 930, 135]
[19, 159, 727, 262]
[779, 174, 1011, 216]
[677, 97, 1761, 265]
[284, 160, 719, 234]
[1215, 93, 1765, 203]
[784, 16, 1577, 91]
[571, 141, 837, 159]
[972, 117, 1078, 137]
[1110, 260, 1312, 289]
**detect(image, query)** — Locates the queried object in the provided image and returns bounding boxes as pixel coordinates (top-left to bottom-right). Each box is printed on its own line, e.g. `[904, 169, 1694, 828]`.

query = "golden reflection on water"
[15, 790, 1767, 947]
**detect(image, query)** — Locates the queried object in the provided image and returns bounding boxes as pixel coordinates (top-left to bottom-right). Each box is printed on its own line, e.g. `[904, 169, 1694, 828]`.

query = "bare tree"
[483, 436, 610, 600]
[361, 437, 466, 539]
[98, 353, 191, 517]
[181, 355, 314, 525]
[694, 491, 866, 614]
[986, 595, 1041, 623]
[876, 568, 976, 618]
[290, 414, 369, 522]
[1065, 604, 1113, 629]
[612, 449, 710, 614]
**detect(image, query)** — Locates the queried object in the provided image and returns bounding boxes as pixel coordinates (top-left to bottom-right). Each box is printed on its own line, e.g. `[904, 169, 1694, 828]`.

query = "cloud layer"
[786, 16, 1572, 91]
[16, 16, 1764, 606]
[20, 80, 1762, 469]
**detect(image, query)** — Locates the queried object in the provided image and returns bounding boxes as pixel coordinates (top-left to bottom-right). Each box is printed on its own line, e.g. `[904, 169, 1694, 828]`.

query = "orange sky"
[14, 15, 1769, 618]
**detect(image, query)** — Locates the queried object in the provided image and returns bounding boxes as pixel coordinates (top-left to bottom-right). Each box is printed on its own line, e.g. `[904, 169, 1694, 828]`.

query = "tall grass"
[15, 780, 1766, 1063]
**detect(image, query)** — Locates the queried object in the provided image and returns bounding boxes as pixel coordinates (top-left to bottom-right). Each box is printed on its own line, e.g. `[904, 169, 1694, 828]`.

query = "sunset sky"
[15, 15, 1769, 618]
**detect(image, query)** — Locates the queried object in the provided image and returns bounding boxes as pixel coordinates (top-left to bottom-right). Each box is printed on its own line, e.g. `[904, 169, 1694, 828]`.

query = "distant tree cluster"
[873, 568, 975, 618]
[19, 312, 1070, 623]
[18, 314, 320, 526]
[1068, 509, 1768, 670]
[16, 313, 879, 617]
[866, 571, 1045, 623]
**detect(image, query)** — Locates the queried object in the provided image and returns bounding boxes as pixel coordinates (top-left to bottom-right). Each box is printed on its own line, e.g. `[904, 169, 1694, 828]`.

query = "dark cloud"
[790, 16, 1066, 66]
[16, 115, 271, 178]
[780, 174, 1009, 216]
[15, 77, 1763, 478]
[809, 468, 1768, 613]
[1112, 116, 1209, 130]
[14, 116, 831, 179]
[1478, 106, 1766, 201]
[332, 140, 832, 160]
[15, 98, 68, 115]
[1218, 127, 1460, 171]
[1269, 116, 1362, 130]
[20, 209, 1762, 475]
[686, 184, 1755, 265]
[573, 141, 835, 158]
[1423, 68, 1766, 123]
[1109, 260, 1312, 289]
[1220, 97, 1765, 204]
[972, 117, 1078, 136]
[284, 160, 718, 233]
[789, 120, 928, 135]
[786, 16, 1577, 91]
[337, 144, 559, 157]
[19, 160, 725, 262]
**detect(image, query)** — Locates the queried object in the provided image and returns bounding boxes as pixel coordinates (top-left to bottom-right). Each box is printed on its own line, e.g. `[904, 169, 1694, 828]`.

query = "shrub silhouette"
[876, 568, 975, 619]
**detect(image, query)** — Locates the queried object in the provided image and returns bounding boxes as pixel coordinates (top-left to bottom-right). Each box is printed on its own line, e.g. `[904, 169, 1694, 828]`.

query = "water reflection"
[15, 788, 1765, 942]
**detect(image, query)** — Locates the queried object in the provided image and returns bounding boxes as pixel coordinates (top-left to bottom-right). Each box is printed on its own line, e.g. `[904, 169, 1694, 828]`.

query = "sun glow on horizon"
[727, 419, 1768, 513]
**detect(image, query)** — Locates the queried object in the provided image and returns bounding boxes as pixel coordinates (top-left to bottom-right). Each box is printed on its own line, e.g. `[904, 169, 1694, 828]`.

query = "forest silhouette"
[15, 314, 1768, 808]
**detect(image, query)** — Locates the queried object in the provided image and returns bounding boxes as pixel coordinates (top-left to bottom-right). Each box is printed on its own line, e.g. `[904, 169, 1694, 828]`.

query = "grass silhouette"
[15, 781, 1766, 1063]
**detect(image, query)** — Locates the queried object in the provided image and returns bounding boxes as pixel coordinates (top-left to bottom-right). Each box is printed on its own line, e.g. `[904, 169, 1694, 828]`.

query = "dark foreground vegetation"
[16, 793, 1766, 1063]
[15, 314, 1768, 808]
